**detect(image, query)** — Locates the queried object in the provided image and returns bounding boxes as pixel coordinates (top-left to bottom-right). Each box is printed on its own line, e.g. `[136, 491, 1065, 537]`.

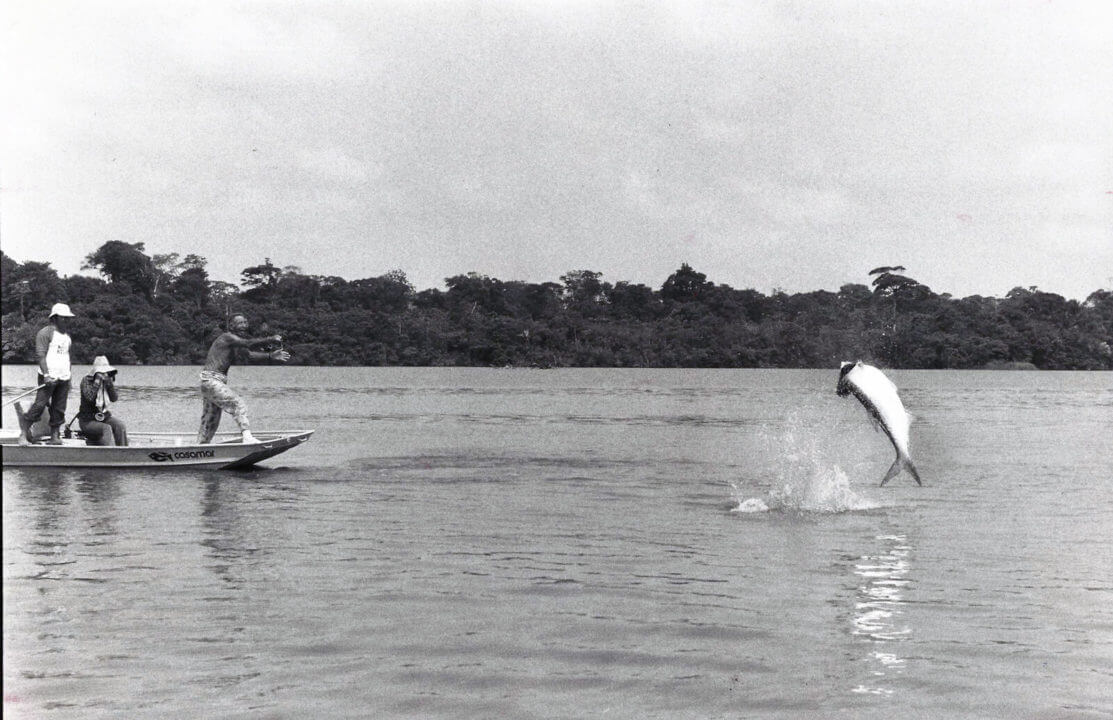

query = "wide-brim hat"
[50, 302, 75, 318]
[91, 356, 116, 374]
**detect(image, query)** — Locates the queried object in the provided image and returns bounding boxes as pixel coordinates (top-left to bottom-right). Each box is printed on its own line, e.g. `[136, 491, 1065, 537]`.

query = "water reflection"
[16, 471, 71, 534]
[850, 533, 913, 696]
[74, 471, 123, 539]
[13, 470, 123, 569]
[196, 474, 307, 588]
[73, 472, 123, 504]
[200, 477, 258, 588]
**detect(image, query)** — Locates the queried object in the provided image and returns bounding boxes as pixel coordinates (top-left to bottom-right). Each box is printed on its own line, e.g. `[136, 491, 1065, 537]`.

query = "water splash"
[733, 412, 880, 514]
[732, 497, 770, 513]
[768, 464, 879, 513]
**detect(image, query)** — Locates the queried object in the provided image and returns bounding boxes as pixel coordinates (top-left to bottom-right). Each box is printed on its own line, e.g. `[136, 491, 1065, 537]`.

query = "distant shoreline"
[981, 361, 1039, 371]
[6, 248, 1111, 371]
[7, 363, 1108, 373]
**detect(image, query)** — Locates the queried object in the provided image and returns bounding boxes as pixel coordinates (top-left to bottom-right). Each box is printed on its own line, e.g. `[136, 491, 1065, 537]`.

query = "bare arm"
[224, 333, 282, 350]
[245, 348, 291, 363]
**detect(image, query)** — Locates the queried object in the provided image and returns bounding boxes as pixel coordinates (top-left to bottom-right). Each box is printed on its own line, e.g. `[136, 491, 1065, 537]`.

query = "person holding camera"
[77, 356, 128, 446]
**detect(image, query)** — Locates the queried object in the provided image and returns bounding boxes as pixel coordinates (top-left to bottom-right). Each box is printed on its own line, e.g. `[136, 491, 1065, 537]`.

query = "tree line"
[2, 242, 1111, 369]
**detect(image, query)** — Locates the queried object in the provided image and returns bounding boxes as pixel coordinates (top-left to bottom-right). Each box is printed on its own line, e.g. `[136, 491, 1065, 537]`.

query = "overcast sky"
[2, 0, 1110, 300]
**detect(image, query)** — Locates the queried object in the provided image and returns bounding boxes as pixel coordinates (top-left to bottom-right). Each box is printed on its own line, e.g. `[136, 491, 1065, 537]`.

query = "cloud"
[167, 4, 365, 85]
[1, 0, 1110, 299]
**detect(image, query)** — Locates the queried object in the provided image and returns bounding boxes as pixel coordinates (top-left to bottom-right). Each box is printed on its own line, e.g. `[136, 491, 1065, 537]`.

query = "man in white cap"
[19, 302, 75, 445]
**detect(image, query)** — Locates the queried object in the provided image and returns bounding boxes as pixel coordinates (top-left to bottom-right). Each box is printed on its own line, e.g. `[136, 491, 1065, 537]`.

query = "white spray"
[732, 412, 881, 514]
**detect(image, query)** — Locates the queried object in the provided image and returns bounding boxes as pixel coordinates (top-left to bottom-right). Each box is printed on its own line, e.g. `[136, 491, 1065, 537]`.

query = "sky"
[2, 0, 1111, 301]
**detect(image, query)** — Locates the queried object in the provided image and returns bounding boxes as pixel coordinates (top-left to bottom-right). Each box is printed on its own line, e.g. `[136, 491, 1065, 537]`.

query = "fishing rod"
[2, 384, 45, 409]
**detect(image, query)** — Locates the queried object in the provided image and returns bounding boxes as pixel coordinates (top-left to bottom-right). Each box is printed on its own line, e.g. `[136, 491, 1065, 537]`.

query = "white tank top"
[45, 330, 72, 381]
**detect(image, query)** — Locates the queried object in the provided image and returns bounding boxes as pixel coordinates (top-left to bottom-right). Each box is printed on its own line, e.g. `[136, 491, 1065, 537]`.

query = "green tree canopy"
[82, 241, 158, 299]
[661, 263, 712, 303]
[2, 247, 1109, 370]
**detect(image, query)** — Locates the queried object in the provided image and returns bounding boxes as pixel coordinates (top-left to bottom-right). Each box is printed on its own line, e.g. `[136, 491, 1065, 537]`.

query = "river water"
[3, 366, 1111, 719]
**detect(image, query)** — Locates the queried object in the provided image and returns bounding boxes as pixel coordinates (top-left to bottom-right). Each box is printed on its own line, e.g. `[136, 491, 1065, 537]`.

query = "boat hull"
[0, 430, 314, 469]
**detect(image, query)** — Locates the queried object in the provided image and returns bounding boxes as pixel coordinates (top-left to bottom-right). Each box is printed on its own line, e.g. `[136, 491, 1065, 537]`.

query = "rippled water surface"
[3, 366, 1112, 719]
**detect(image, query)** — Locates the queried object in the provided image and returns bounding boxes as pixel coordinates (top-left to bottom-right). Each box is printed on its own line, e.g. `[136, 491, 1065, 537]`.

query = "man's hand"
[270, 349, 291, 363]
[269, 334, 283, 344]
[42, 375, 57, 386]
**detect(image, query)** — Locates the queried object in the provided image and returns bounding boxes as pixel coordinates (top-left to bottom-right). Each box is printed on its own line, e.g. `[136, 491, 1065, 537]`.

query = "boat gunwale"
[0, 430, 314, 468]
[1, 430, 313, 446]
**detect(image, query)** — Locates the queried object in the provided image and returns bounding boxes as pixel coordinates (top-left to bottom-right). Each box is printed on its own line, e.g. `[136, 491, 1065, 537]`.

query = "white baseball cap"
[49, 302, 75, 318]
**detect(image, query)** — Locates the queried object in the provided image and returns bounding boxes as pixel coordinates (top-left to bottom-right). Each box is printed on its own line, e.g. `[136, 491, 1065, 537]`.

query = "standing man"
[197, 314, 289, 444]
[19, 303, 75, 445]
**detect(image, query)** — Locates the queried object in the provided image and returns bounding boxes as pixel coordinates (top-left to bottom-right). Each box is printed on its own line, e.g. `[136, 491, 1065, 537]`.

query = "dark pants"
[79, 415, 128, 446]
[25, 374, 70, 429]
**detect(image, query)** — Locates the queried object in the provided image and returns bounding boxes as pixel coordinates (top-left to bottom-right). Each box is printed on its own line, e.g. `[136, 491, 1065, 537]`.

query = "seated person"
[77, 356, 128, 446]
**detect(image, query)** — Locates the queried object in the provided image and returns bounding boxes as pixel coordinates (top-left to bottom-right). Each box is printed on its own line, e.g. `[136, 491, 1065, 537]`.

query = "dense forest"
[2, 242, 1111, 369]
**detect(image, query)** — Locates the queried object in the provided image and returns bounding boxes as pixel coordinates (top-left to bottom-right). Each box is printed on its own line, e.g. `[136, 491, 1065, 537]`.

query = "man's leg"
[27, 413, 51, 441]
[225, 391, 252, 441]
[197, 391, 222, 444]
[15, 403, 33, 445]
[22, 380, 53, 441]
[47, 380, 70, 444]
[198, 378, 252, 442]
[212, 382, 252, 441]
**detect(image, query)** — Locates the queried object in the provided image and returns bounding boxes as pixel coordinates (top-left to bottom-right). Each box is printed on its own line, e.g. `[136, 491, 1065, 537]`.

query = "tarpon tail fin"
[905, 457, 922, 486]
[880, 452, 922, 487]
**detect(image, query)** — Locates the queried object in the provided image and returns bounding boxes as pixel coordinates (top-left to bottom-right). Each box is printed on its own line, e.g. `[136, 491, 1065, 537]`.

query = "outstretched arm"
[225, 333, 282, 350]
[245, 348, 291, 364]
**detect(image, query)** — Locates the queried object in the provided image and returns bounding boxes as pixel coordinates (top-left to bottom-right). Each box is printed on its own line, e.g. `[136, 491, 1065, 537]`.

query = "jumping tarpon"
[837, 361, 922, 486]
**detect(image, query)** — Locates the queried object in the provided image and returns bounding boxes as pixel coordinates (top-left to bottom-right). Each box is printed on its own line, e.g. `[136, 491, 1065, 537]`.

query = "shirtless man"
[197, 315, 290, 444]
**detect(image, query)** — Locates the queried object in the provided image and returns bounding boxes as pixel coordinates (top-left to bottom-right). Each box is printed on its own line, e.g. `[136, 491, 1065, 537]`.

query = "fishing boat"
[0, 429, 314, 469]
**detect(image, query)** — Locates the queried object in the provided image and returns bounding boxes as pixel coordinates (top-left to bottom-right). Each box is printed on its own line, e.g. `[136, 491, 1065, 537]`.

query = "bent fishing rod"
[2, 384, 46, 409]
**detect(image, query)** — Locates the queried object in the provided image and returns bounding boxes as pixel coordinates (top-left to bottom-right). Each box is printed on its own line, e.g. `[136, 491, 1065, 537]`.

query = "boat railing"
[127, 430, 310, 437]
